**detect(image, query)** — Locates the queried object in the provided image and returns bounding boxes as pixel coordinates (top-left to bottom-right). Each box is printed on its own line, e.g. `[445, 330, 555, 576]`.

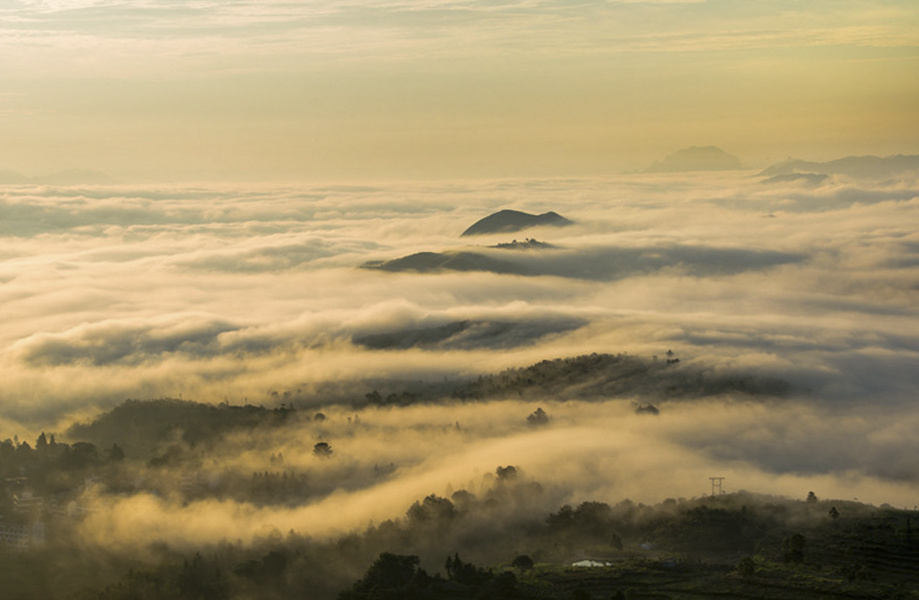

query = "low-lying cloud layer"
[72, 397, 919, 550]
[1, 169, 918, 535]
[365, 244, 804, 280]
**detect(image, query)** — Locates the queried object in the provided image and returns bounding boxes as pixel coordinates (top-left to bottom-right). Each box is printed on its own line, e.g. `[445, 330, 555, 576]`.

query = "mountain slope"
[645, 146, 742, 172]
[460, 209, 573, 237]
[759, 154, 919, 178]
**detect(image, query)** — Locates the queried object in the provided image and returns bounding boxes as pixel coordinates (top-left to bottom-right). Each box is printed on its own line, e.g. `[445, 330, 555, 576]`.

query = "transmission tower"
[709, 477, 725, 496]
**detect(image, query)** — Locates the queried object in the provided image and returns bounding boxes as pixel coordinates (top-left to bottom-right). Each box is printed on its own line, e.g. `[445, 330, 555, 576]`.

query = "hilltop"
[759, 154, 919, 179]
[362, 250, 529, 274]
[645, 146, 742, 173]
[460, 209, 573, 237]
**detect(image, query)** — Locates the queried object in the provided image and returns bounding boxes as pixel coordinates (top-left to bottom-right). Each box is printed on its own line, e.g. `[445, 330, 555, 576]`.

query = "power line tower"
[709, 477, 725, 496]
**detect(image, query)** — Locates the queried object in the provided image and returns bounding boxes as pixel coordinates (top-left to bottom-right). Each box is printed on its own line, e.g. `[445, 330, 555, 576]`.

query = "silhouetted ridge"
[67, 398, 295, 453]
[492, 238, 555, 250]
[760, 173, 830, 186]
[352, 318, 585, 350]
[759, 154, 919, 179]
[453, 353, 792, 401]
[362, 251, 529, 275]
[645, 146, 742, 172]
[362, 245, 803, 280]
[460, 209, 572, 237]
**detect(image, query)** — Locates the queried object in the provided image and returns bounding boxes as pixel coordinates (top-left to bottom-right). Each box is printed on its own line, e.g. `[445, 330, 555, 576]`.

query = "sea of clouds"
[2, 169, 919, 540]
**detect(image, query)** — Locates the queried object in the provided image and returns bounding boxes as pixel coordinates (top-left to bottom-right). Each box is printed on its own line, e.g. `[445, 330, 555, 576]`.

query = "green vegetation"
[2, 425, 917, 600]
[452, 353, 791, 402]
[0, 356, 909, 599]
[67, 398, 297, 456]
[354, 352, 791, 411]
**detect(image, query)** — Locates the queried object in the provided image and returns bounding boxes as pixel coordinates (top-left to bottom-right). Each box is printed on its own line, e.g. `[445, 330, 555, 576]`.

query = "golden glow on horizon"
[0, 0, 916, 180]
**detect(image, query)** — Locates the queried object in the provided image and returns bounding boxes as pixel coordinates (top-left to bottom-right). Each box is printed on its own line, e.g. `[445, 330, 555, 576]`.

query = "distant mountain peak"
[759, 154, 919, 179]
[645, 146, 742, 173]
[460, 209, 573, 237]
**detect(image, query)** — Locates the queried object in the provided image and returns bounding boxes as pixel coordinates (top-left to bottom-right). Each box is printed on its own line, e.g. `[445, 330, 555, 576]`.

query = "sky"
[1, 0, 918, 181]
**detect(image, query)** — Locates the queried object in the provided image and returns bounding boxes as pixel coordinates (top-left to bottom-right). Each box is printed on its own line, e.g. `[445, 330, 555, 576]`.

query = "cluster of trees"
[492, 238, 553, 250]
[92, 553, 231, 600]
[0, 399, 346, 518]
[0, 463, 912, 600]
[246, 471, 311, 503]
[338, 552, 516, 600]
[526, 408, 549, 426]
[0, 433, 123, 475]
[66, 398, 298, 455]
[451, 352, 791, 402]
[0, 433, 125, 509]
[453, 353, 650, 400]
[365, 390, 419, 407]
[269, 350, 793, 415]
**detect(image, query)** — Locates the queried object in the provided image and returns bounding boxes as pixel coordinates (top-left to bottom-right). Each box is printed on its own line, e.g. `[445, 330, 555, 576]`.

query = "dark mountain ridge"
[460, 209, 573, 237]
[352, 318, 585, 351]
[362, 250, 529, 275]
[645, 146, 742, 173]
[759, 154, 919, 179]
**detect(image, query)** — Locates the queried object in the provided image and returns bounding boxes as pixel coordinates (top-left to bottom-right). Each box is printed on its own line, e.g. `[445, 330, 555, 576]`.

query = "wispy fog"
[74, 398, 919, 549]
[2, 169, 919, 543]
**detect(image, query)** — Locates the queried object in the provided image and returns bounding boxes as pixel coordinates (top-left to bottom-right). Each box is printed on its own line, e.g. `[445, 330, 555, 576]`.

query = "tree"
[313, 442, 333, 457]
[108, 443, 125, 461]
[496, 465, 518, 481]
[176, 553, 229, 600]
[806, 491, 817, 503]
[527, 407, 549, 426]
[444, 554, 488, 586]
[782, 533, 806, 563]
[738, 557, 756, 577]
[511, 555, 534, 571]
[487, 571, 517, 599]
[406, 494, 455, 524]
[546, 504, 575, 529]
[340, 553, 422, 600]
[829, 506, 840, 520]
[65, 441, 98, 469]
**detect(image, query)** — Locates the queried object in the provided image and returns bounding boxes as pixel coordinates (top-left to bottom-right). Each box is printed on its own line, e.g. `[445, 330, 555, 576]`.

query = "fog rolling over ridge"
[3, 0, 918, 594]
[1, 159, 919, 553]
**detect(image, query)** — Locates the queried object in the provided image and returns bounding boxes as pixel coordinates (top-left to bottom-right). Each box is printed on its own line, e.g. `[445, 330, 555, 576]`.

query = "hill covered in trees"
[450, 353, 791, 402]
[5, 478, 912, 600]
[67, 398, 298, 456]
[0, 353, 882, 600]
[460, 210, 573, 237]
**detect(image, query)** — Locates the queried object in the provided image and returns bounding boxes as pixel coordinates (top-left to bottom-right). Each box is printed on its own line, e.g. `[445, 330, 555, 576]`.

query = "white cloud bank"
[0, 169, 918, 538]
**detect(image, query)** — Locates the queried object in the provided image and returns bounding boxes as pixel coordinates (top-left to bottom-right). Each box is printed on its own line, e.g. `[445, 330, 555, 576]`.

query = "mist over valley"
[2, 160, 919, 598]
[3, 0, 917, 594]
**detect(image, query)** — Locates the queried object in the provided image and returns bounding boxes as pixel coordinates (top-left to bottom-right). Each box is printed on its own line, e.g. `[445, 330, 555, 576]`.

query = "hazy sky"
[2, 0, 917, 181]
